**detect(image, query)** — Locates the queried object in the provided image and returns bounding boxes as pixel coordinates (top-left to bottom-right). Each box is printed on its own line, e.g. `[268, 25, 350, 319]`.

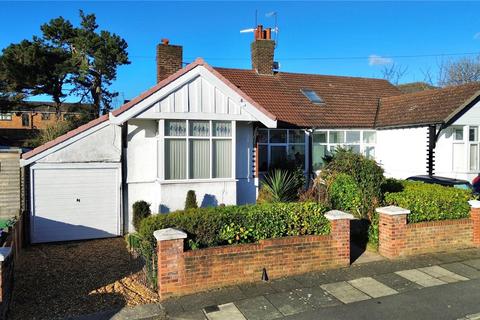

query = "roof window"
[300, 89, 324, 104]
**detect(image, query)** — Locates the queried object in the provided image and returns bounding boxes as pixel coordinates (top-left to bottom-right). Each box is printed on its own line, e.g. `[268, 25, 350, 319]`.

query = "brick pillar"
[325, 210, 354, 266]
[469, 200, 480, 247]
[154, 228, 187, 300]
[376, 206, 411, 259]
[0, 247, 13, 318]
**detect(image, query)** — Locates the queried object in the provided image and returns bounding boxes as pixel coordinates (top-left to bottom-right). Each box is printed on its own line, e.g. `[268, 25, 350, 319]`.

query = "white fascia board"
[110, 65, 277, 128]
[20, 121, 111, 167]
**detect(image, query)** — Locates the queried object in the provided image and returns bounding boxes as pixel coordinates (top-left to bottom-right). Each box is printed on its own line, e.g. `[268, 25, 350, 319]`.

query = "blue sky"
[1, 1, 480, 106]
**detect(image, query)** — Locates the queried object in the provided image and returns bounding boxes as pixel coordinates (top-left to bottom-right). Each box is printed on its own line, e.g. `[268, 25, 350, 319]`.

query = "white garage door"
[31, 165, 121, 243]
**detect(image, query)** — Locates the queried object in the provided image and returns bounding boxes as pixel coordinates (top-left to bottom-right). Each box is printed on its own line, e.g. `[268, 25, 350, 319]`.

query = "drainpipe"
[306, 128, 314, 186]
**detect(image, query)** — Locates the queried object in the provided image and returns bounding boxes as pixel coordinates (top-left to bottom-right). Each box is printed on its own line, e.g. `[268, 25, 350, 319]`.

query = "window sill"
[159, 178, 238, 185]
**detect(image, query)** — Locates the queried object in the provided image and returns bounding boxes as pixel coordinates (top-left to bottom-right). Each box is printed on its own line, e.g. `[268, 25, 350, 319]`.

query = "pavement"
[68, 248, 480, 320]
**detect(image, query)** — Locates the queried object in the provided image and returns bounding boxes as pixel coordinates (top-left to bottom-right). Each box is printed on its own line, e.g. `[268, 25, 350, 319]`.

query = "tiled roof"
[377, 82, 480, 128]
[21, 57, 480, 161]
[215, 67, 402, 128]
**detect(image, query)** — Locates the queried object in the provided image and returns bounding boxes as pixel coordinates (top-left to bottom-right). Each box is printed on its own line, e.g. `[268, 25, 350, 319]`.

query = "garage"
[31, 163, 121, 243]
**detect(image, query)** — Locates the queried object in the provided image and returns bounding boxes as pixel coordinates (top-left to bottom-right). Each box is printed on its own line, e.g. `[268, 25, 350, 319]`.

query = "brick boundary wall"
[155, 210, 353, 300]
[377, 203, 480, 259]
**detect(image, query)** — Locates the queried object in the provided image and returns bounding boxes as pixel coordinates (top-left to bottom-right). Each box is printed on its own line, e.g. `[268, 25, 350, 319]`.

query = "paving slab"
[348, 277, 398, 298]
[111, 304, 165, 320]
[209, 286, 247, 305]
[203, 303, 246, 320]
[463, 259, 480, 270]
[176, 292, 219, 312]
[320, 281, 371, 304]
[441, 262, 480, 279]
[168, 309, 206, 320]
[418, 266, 469, 283]
[372, 273, 423, 293]
[293, 273, 329, 288]
[238, 282, 278, 297]
[162, 299, 184, 315]
[294, 287, 342, 308]
[395, 269, 446, 287]
[264, 291, 313, 316]
[269, 278, 304, 292]
[234, 296, 283, 320]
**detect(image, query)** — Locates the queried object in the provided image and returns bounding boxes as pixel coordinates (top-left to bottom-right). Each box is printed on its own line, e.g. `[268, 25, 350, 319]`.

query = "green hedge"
[384, 181, 472, 223]
[139, 202, 330, 249]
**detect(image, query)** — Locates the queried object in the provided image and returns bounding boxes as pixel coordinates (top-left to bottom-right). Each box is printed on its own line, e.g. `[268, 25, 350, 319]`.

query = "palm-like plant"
[261, 169, 299, 203]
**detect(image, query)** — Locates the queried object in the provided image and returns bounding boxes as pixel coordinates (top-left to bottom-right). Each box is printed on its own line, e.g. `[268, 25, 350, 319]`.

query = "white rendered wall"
[376, 126, 428, 179]
[126, 119, 158, 183]
[159, 180, 237, 213]
[452, 100, 480, 126]
[38, 124, 121, 163]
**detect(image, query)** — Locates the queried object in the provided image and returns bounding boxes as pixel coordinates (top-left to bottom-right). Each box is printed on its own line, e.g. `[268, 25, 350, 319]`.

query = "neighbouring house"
[18, 27, 480, 243]
[0, 101, 93, 148]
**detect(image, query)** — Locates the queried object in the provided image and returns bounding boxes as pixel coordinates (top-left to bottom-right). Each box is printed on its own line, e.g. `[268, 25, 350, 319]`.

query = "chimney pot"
[251, 26, 275, 75]
[161, 38, 170, 45]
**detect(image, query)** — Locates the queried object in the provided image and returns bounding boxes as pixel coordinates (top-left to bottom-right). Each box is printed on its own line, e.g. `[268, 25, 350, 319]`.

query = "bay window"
[164, 120, 232, 180]
[312, 130, 376, 170]
[256, 129, 306, 172]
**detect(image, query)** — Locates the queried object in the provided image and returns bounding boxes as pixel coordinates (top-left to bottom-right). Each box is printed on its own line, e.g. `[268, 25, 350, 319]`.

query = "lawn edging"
[154, 210, 353, 300]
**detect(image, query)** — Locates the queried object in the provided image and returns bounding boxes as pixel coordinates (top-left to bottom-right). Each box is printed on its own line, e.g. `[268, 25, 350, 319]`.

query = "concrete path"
[162, 248, 480, 320]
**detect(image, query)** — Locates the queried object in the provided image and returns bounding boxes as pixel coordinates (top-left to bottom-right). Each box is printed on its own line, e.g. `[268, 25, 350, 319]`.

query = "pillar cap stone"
[376, 205, 410, 215]
[154, 228, 187, 241]
[325, 210, 355, 221]
[0, 247, 12, 262]
[468, 200, 480, 209]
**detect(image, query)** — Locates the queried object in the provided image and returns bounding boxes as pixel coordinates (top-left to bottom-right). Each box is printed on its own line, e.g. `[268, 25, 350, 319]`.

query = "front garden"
[126, 148, 477, 291]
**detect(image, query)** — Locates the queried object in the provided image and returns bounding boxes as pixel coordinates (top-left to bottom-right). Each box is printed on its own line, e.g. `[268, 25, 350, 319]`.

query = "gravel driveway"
[9, 237, 158, 320]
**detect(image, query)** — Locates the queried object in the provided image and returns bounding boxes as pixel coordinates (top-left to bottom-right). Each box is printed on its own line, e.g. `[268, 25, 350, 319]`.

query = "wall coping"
[325, 210, 355, 221]
[154, 228, 187, 241]
[376, 205, 410, 216]
[0, 247, 12, 262]
[469, 200, 480, 209]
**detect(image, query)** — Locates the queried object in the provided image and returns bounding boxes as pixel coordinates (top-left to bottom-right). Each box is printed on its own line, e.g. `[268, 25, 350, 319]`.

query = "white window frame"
[256, 129, 307, 173]
[0, 113, 12, 121]
[452, 125, 480, 173]
[312, 129, 376, 171]
[161, 119, 235, 182]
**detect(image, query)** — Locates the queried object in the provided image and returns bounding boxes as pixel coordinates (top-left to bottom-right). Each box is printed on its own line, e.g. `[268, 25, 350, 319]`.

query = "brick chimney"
[156, 38, 183, 82]
[251, 25, 276, 75]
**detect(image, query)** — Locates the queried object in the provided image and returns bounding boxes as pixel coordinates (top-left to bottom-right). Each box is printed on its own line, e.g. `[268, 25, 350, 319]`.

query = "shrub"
[261, 169, 302, 203]
[384, 181, 472, 223]
[329, 173, 362, 218]
[139, 202, 330, 249]
[185, 190, 198, 210]
[132, 201, 151, 230]
[321, 148, 385, 219]
[298, 177, 328, 203]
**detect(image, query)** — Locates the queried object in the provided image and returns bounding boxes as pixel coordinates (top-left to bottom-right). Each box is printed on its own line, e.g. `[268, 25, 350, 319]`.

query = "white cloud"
[368, 54, 393, 66]
[474, 32, 480, 40]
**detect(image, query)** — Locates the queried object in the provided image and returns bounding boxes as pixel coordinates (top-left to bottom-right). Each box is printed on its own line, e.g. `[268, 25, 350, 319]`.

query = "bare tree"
[380, 63, 408, 85]
[420, 66, 435, 86]
[438, 56, 480, 87]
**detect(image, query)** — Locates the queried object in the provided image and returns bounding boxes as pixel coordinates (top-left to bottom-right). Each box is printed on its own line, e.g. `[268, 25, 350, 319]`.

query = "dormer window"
[300, 89, 324, 104]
